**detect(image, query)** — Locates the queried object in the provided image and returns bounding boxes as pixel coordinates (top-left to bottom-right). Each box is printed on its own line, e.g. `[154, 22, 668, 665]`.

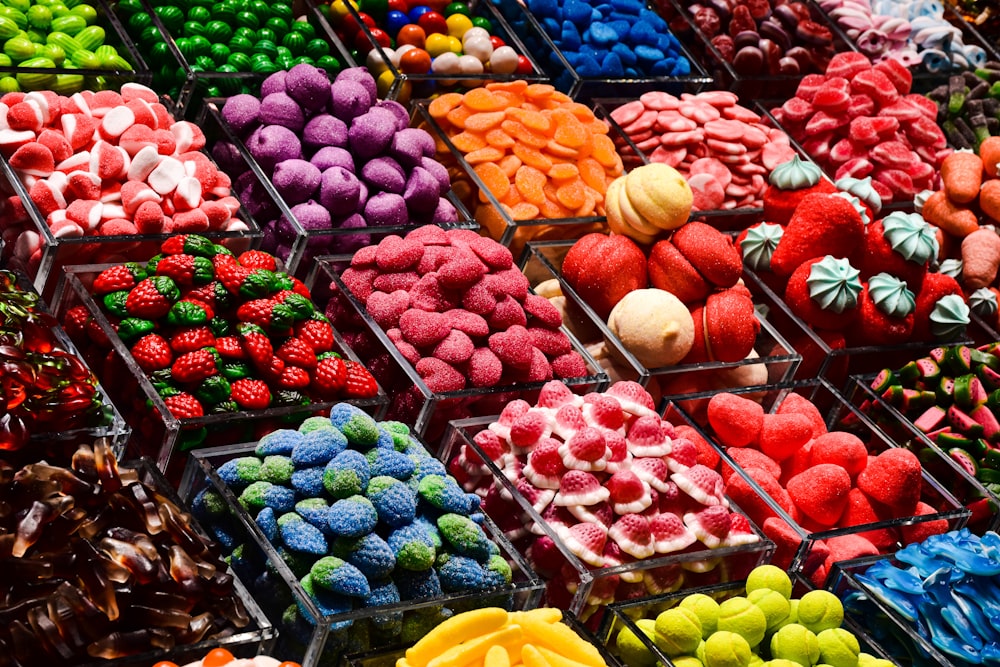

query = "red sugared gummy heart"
[808, 432, 868, 479]
[786, 463, 851, 527]
[856, 448, 922, 513]
[758, 412, 814, 462]
[707, 392, 764, 448]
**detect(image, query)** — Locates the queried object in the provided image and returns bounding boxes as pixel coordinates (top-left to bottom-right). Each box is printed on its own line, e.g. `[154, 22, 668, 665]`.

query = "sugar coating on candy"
[335, 533, 396, 580]
[218, 456, 263, 489]
[260, 455, 295, 485]
[292, 428, 349, 467]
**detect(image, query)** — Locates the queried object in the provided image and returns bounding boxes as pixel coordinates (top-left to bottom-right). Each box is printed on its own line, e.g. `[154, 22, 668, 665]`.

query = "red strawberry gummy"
[775, 392, 828, 439]
[671, 464, 725, 507]
[523, 438, 568, 490]
[558, 427, 609, 471]
[786, 463, 851, 527]
[725, 465, 792, 526]
[707, 393, 764, 448]
[554, 470, 609, 507]
[650, 512, 697, 553]
[561, 523, 607, 567]
[769, 193, 865, 277]
[856, 448, 922, 514]
[561, 233, 648, 320]
[607, 513, 654, 559]
[606, 470, 652, 514]
[808, 432, 867, 479]
[683, 505, 731, 549]
[840, 487, 896, 551]
[758, 412, 814, 462]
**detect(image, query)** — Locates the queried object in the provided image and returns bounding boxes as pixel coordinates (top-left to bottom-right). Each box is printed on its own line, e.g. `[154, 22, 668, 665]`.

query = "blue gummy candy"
[576, 56, 602, 76]
[484, 554, 513, 588]
[324, 450, 371, 499]
[388, 522, 437, 570]
[375, 428, 395, 450]
[588, 22, 617, 45]
[291, 466, 325, 497]
[560, 23, 582, 52]
[241, 481, 296, 513]
[437, 554, 486, 593]
[256, 428, 304, 456]
[410, 455, 447, 481]
[367, 448, 416, 480]
[563, 0, 592, 25]
[292, 428, 348, 468]
[541, 16, 560, 36]
[634, 44, 664, 63]
[413, 515, 443, 549]
[601, 52, 624, 76]
[394, 567, 443, 599]
[211, 522, 239, 550]
[417, 475, 475, 514]
[364, 579, 403, 632]
[218, 457, 263, 489]
[295, 498, 330, 530]
[613, 42, 638, 65]
[327, 495, 379, 538]
[280, 515, 329, 556]
[628, 21, 657, 46]
[336, 533, 397, 580]
[311, 556, 371, 598]
[528, 0, 559, 19]
[611, 0, 643, 12]
[367, 476, 417, 528]
[256, 507, 278, 541]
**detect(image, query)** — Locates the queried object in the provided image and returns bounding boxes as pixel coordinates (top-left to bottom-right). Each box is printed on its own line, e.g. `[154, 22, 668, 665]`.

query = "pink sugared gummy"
[825, 52, 872, 81]
[432, 329, 474, 364]
[487, 295, 528, 331]
[786, 463, 852, 527]
[415, 356, 465, 393]
[808, 432, 868, 479]
[366, 289, 410, 329]
[527, 326, 571, 356]
[707, 393, 764, 448]
[757, 412, 814, 462]
[468, 346, 503, 387]
[488, 325, 533, 368]
[398, 308, 449, 348]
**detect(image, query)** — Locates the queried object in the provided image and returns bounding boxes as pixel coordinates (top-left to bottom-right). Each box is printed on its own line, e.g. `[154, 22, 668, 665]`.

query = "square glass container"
[307, 256, 608, 443]
[199, 100, 476, 281]
[439, 416, 775, 627]
[493, 0, 712, 101]
[179, 442, 545, 667]
[52, 265, 388, 482]
[670, 379, 973, 587]
[519, 240, 801, 412]
[0, 96, 263, 305]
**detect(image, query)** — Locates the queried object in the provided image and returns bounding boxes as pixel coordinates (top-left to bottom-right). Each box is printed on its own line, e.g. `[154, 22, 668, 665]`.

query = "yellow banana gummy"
[521, 644, 553, 667]
[518, 614, 606, 667]
[426, 624, 525, 667]
[405, 607, 511, 667]
[484, 644, 511, 667]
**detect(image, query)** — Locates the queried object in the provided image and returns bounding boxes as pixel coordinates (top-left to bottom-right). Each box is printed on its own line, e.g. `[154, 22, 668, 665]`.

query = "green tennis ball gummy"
[746, 565, 794, 600]
[817, 628, 861, 667]
[770, 623, 820, 666]
[796, 590, 844, 634]
[747, 588, 791, 634]
[717, 597, 768, 648]
[680, 593, 721, 638]
[654, 607, 703, 657]
[857, 653, 894, 667]
[616, 618, 657, 667]
[704, 631, 752, 667]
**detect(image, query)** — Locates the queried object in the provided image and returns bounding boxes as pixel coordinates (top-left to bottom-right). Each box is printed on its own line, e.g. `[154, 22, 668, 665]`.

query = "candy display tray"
[845, 374, 1000, 534]
[110, 0, 355, 118]
[74, 456, 277, 667]
[655, 0, 857, 101]
[519, 240, 801, 411]
[597, 575, 894, 667]
[342, 610, 620, 667]
[178, 442, 545, 667]
[0, 0, 152, 95]
[339, 0, 549, 103]
[439, 416, 774, 627]
[741, 264, 994, 390]
[199, 101, 478, 281]
[52, 265, 388, 482]
[0, 96, 264, 305]
[593, 98, 819, 232]
[2, 269, 132, 464]
[307, 256, 609, 444]
[492, 0, 712, 101]
[670, 379, 973, 587]
[828, 555, 952, 667]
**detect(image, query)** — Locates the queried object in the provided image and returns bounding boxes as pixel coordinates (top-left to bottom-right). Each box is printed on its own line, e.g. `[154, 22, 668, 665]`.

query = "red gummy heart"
[415, 356, 465, 393]
[437, 250, 488, 288]
[432, 329, 474, 364]
[786, 463, 851, 527]
[808, 432, 868, 479]
[366, 290, 411, 329]
[758, 412, 814, 462]
[410, 273, 460, 312]
[398, 308, 449, 347]
[856, 448, 922, 514]
[707, 392, 764, 448]
[375, 234, 424, 272]
[488, 325, 533, 368]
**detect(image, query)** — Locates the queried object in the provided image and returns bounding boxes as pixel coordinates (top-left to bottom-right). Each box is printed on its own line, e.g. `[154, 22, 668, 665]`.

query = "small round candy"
[431, 50, 460, 74]
[488, 35, 505, 49]
[462, 34, 491, 61]
[446, 35, 461, 53]
[461, 26, 488, 45]
[396, 23, 426, 48]
[489, 45, 518, 73]
[444, 2, 469, 16]
[368, 26, 391, 48]
[457, 53, 482, 73]
[386, 9, 408, 35]
[425, 32, 450, 56]
[515, 54, 532, 74]
[417, 10, 447, 35]
[387, 0, 407, 11]
[470, 16, 491, 31]
[398, 46, 431, 73]
[445, 13, 472, 38]
[407, 5, 432, 22]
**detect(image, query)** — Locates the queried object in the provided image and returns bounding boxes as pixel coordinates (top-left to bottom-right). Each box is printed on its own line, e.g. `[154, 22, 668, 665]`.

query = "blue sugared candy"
[291, 466, 326, 496]
[335, 533, 397, 580]
[278, 513, 329, 555]
[327, 495, 380, 538]
[292, 427, 348, 467]
[436, 554, 485, 592]
[367, 448, 416, 479]
[256, 506, 279, 541]
[324, 449, 372, 498]
[256, 428, 304, 456]
[366, 476, 417, 528]
[311, 555, 371, 598]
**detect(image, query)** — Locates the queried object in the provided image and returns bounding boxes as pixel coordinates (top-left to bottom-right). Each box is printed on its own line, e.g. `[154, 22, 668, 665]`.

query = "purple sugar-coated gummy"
[311, 146, 355, 172]
[361, 157, 405, 194]
[359, 180, 369, 207]
[420, 156, 451, 192]
[403, 166, 441, 214]
[291, 200, 332, 231]
[334, 67, 377, 106]
[431, 197, 459, 224]
[303, 114, 349, 151]
[390, 128, 436, 168]
[259, 92, 306, 133]
[273, 158, 322, 204]
[260, 70, 288, 97]
[247, 124, 302, 172]
[286, 63, 332, 112]
[376, 100, 410, 132]
[320, 166, 362, 216]
[349, 108, 399, 160]
[330, 80, 374, 123]
[221, 94, 262, 137]
[364, 192, 408, 227]
[211, 140, 243, 176]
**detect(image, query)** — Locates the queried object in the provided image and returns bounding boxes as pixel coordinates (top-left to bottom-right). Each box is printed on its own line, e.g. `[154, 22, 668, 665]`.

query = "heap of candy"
[215, 65, 459, 264]
[705, 391, 950, 585]
[450, 381, 760, 610]
[0, 269, 111, 449]
[609, 91, 799, 212]
[866, 343, 1000, 494]
[0, 439, 251, 665]
[0, 84, 249, 273]
[615, 565, 894, 667]
[771, 52, 951, 204]
[398, 607, 609, 667]
[847, 529, 1000, 665]
[64, 235, 378, 428]
[154, 647, 300, 667]
[742, 156, 970, 347]
[195, 404, 514, 638]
